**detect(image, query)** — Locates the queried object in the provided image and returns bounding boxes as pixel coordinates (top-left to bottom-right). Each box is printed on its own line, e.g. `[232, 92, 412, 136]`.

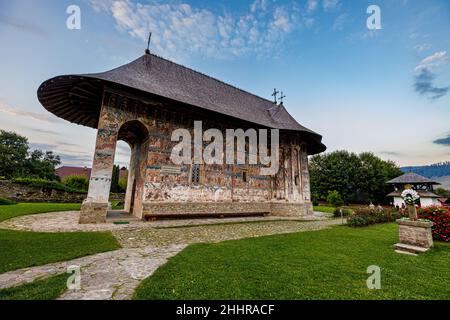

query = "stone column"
[283, 148, 289, 200]
[79, 104, 119, 224]
[297, 146, 304, 203]
[124, 143, 137, 213]
[290, 146, 295, 196]
[300, 147, 311, 202]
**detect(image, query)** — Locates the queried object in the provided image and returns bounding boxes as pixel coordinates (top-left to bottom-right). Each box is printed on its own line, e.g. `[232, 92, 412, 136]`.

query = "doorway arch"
[116, 120, 149, 218]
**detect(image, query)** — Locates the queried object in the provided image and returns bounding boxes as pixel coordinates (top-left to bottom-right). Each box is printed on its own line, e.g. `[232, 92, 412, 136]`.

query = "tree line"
[0, 130, 129, 193]
[0, 130, 61, 180]
[310, 151, 403, 205]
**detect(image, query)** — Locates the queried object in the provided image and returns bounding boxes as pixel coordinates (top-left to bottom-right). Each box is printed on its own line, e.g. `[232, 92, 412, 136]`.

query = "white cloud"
[306, 0, 318, 12]
[323, 0, 340, 11]
[332, 13, 348, 31]
[0, 102, 58, 122]
[414, 51, 448, 72]
[414, 43, 432, 53]
[88, 0, 302, 59]
[250, 0, 268, 13]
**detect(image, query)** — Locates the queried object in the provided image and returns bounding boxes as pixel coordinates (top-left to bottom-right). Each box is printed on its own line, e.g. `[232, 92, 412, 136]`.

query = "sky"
[0, 0, 449, 168]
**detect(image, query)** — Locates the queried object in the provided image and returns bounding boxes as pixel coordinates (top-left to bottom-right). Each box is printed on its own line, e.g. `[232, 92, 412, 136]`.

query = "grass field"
[0, 229, 120, 273]
[0, 203, 120, 273]
[0, 274, 68, 300]
[134, 223, 450, 300]
[0, 203, 81, 222]
[313, 205, 336, 214]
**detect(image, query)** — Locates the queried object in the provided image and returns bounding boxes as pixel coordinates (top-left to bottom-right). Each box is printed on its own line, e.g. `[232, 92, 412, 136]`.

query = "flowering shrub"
[347, 208, 405, 227]
[418, 206, 450, 242]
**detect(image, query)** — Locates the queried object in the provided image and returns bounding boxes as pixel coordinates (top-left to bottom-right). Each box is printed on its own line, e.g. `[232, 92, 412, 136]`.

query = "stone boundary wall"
[0, 181, 124, 204]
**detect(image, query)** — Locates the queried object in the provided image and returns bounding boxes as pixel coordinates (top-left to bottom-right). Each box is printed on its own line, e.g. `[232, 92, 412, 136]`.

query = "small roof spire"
[271, 88, 279, 104]
[279, 91, 286, 105]
[145, 32, 152, 54]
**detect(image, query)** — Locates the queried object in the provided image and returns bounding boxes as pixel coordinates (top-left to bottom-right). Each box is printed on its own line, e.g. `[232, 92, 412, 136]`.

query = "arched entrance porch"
[79, 119, 149, 224]
[117, 120, 149, 219]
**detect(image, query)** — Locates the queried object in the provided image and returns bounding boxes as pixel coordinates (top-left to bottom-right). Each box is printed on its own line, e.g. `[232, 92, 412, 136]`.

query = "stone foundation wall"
[143, 201, 312, 218]
[271, 202, 313, 217]
[0, 181, 86, 203]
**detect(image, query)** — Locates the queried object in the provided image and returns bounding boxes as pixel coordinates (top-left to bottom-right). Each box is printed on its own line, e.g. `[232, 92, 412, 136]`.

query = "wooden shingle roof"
[38, 53, 326, 154]
[386, 191, 440, 198]
[386, 172, 440, 185]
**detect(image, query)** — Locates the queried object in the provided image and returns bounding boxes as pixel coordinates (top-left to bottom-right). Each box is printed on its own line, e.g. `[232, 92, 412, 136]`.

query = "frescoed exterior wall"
[80, 90, 314, 223]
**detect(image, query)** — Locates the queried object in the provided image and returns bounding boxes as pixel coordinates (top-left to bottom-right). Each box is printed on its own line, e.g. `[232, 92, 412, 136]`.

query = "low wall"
[0, 181, 124, 204]
[143, 201, 312, 218]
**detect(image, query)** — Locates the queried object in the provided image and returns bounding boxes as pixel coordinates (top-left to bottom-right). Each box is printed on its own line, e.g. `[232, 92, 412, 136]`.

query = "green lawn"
[313, 205, 336, 214]
[0, 203, 120, 273]
[0, 274, 68, 300]
[0, 203, 81, 222]
[0, 229, 120, 273]
[133, 223, 450, 300]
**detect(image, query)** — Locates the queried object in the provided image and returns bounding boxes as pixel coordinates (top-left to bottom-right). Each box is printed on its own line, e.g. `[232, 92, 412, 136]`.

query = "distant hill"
[434, 176, 450, 190]
[402, 162, 450, 179]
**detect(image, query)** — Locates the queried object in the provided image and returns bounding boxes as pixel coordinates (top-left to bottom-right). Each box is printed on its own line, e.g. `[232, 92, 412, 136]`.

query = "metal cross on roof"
[279, 91, 286, 104]
[145, 32, 152, 54]
[272, 88, 279, 104]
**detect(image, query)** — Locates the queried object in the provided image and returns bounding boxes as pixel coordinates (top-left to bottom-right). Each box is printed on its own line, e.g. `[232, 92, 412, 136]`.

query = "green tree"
[110, 165, 120, 193]
[310, 150, 402, 204]
[435, 188, 450, 196]
[310, 150, 362, 203]
[118, 177, 128, 193]
[63, 175, 89, 191]
[0, 130, 29, 178]
[326, 190, 344, 207]
[25, 150, 61, 181]
[0, 130, 61, 180]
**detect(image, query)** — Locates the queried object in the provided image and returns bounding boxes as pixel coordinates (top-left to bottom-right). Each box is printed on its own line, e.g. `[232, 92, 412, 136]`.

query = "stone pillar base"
[79, 200, 109, 224]
[395, 219, 433, 254]
[270, 202, 311, 217]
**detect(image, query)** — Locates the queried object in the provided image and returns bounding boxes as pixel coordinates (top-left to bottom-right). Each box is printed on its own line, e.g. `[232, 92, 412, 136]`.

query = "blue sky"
[0, 0, 449, 168]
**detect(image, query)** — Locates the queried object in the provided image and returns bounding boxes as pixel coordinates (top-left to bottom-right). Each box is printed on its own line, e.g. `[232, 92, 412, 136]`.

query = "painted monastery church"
[38, 50, 326, 224]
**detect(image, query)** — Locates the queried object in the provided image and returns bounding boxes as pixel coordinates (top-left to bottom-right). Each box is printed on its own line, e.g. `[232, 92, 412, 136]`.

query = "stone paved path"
[0, 245, 186, 300]
[0, 211, 342, 300]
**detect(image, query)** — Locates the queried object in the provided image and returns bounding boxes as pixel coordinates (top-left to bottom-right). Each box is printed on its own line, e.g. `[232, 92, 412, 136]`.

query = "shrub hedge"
[63, 175, 89, 192]
[11, 178, 86, 194]
[418, 206, 450, 242]
[347, 208, 405, 227]
[0, 198, 17, 205]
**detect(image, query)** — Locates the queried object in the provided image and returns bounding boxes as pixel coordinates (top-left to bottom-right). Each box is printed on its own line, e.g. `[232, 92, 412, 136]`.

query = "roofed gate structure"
[387, 172, 441, 208]
[38, 51, 326, 223]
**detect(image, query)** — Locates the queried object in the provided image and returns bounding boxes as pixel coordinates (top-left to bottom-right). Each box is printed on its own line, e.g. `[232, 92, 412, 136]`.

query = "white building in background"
[387, 172, 441, 208]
